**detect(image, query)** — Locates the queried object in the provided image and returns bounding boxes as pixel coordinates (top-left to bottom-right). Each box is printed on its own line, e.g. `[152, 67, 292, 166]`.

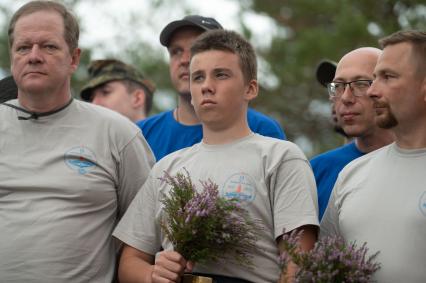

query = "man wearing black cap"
[136, 15, 286, 161]
[80, 59, 155, 122]
[316, 59, 349, 138]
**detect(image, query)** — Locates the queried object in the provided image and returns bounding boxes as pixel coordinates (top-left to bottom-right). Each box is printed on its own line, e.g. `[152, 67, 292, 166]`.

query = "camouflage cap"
[80, 59, 156, 101]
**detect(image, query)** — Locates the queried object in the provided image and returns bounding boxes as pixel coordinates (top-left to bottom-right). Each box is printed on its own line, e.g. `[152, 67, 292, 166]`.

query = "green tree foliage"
[242, 0, 425, 155]
[0, 0, 424, 155]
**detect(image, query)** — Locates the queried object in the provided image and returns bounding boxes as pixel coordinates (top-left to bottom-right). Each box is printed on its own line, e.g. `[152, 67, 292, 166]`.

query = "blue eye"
[169, 48, 183, 57]
[192, 74, 204, 82]
[45, 44, 58, 51]
[216, 72, 229, 79]
[16, 45, 31, 53]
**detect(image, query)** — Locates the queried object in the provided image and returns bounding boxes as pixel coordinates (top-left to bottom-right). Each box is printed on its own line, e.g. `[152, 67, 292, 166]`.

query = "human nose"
[179, 50, 190, 66]
[28, 45, 43, 64]
[367, 79, 380, 100]
[340, 83, 355, 104]
[201, 76, 214, 95]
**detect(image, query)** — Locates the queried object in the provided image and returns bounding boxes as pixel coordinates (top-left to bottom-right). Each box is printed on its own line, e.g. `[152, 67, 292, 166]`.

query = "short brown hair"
[190, 29, 257, 84]
[8, 0, 79, 53]
[379, 30, 426, 76]
[122, 80, 154, 115]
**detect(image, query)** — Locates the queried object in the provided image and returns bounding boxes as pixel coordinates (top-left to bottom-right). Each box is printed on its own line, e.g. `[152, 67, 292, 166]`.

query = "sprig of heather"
[160, 170, 259, 266]
[279, 229, 381, 283]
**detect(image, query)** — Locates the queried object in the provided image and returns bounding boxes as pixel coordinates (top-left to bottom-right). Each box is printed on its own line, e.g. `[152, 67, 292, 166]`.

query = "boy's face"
[190, 49, 257, 130]
[91, 80, 140, 121]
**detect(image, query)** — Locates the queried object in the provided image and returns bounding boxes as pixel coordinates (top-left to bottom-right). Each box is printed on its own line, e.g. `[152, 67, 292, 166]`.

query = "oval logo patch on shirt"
[64, 146, 97, 174]
[222, 173, 256, 204]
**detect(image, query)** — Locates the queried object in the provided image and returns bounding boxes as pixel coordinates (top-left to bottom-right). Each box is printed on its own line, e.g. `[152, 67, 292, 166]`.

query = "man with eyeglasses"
[321, 30, 426, 283]
[310, 47, 394, 220]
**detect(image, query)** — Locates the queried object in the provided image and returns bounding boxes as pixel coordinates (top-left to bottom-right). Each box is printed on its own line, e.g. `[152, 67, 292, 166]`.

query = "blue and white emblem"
[222, 173, 256, 205]
[64, 146, 97, 174]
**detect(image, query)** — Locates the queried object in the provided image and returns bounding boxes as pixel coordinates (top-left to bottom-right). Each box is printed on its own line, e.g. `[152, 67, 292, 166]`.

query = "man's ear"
[244, 79, 258, 102]
[131, 89, 146, 108]
[70, 48, 81, 73]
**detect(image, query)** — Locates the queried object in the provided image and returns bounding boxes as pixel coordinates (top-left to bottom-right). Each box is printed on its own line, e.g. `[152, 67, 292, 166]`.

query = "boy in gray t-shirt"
[113, 29, 319, 283]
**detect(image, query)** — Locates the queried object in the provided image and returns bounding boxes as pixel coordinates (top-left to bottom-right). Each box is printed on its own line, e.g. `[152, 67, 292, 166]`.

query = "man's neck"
[132, 112, 146, 123]
[18, 90, 72, 113]
[355, 128, 395, 153]
[175, 96, 200, 125]
[202, 119, 252, 145]
[394, 121, 426, 149]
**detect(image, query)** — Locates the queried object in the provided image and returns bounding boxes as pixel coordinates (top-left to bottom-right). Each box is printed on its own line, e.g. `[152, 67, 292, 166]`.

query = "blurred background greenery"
[0, 0, 424, 157]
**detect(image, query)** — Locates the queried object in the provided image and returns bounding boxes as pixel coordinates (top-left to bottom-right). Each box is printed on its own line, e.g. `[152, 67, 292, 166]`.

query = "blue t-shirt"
[137, 108, 286, 161]
[310, 142, 364, 220]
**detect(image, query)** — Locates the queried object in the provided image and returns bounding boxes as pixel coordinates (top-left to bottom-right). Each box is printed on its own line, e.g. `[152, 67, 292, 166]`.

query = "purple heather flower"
[279, 229, 380, 283]
[160, 170, 259, 265]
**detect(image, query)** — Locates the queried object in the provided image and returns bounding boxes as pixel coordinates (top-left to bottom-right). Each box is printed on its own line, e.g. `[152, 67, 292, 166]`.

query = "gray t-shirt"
[321, 143, 426, 283]
[0, 99, 155, 282]
[114, 133, 318, 283]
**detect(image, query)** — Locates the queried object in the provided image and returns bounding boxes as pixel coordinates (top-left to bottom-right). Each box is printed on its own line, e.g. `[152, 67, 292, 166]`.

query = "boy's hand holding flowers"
[159, 170, 260, 270]
[152, 251, 193, 283]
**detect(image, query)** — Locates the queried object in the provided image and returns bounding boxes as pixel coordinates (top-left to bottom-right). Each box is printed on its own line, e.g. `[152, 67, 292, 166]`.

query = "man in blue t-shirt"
[138, 15, 285, 161]
[311, 48, 394, 220]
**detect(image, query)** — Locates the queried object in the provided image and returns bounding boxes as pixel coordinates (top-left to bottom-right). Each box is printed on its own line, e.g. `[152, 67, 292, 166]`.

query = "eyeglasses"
[327, 80, 373, 99]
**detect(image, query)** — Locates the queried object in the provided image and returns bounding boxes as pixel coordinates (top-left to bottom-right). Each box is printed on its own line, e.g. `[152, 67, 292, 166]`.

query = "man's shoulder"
[311, 142, 361, 165]
[76, 100, 123, 119]
[0, 99, 17, 113]
[249, 134, 306, 160]
[150, 143, 199, 171]
[137, 110, 172, 128]
[339, 144, 390, 179]
[247, 108, 275, 119]
[75, 100, 140, 134]
[247, 108, 285, 139]
[247, 108, 279, 125]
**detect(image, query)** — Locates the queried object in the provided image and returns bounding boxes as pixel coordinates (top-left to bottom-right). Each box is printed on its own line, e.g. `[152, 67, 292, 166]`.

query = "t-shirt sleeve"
[113, 173, 162, 255]
[117, 132, 155, 219]
[272, 158, 319, 239]
[320, 176, 342, 239]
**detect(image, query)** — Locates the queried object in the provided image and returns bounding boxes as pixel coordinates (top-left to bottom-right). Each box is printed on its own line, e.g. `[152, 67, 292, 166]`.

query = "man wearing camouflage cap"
[81, 59, 155, 122]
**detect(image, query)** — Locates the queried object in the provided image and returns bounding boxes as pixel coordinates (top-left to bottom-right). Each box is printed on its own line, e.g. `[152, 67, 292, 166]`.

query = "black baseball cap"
[0, 76, 18, 103]
[316, 60, 337, 88]
[160, 15, 223, 47]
